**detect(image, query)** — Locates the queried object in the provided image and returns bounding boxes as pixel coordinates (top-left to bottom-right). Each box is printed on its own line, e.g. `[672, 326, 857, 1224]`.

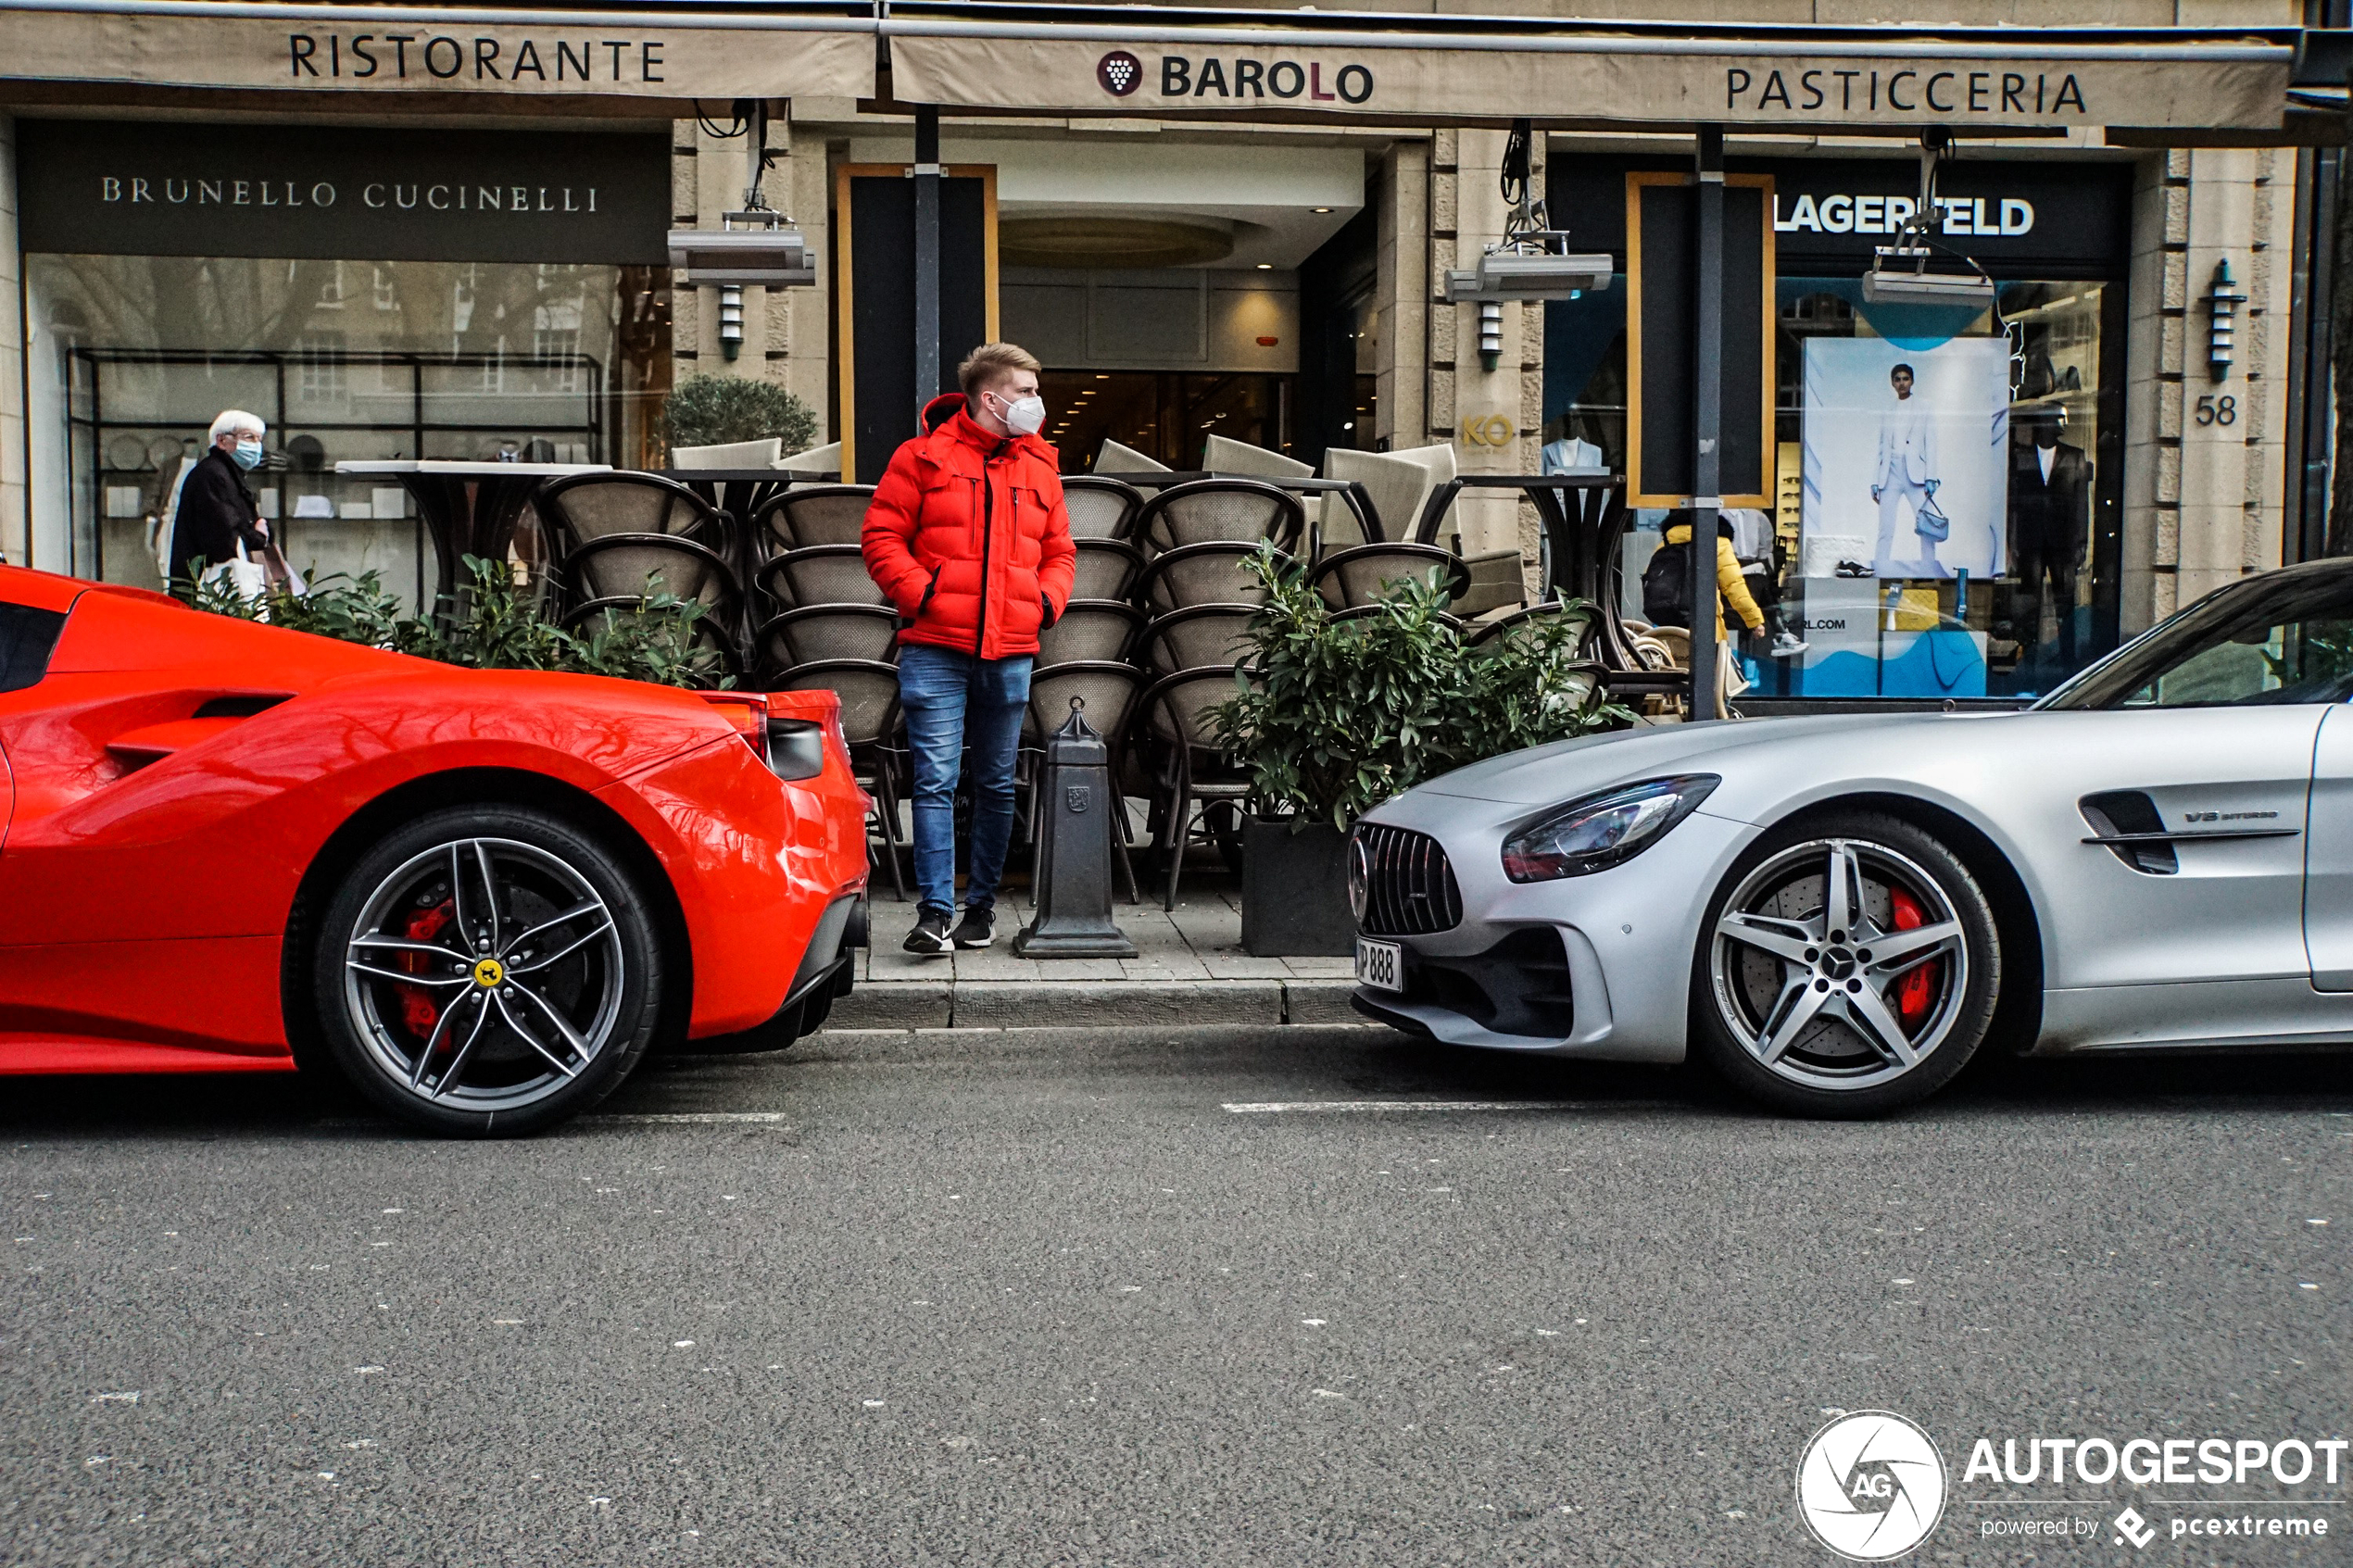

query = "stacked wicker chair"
[1020, 475, 1150, 903]
[1126, 479, 1303, 909]
[736, 483, 912, 896]
[536, 471, 746, 681]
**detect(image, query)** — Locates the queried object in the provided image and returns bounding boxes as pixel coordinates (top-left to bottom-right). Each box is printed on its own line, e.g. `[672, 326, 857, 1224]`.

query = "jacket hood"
[920, 392, 1057, 464]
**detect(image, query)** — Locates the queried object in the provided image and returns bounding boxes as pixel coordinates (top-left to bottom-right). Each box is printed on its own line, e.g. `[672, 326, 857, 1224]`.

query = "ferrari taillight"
[696, 692, 770, 767]
[761, 690, 846, 784]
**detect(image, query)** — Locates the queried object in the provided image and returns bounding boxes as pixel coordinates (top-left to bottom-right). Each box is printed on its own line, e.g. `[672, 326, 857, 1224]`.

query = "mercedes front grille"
[1356, 823, 1463, 935]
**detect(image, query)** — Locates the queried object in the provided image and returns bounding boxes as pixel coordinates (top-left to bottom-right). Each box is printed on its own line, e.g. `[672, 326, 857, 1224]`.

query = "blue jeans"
[898, 646, 1032, 915]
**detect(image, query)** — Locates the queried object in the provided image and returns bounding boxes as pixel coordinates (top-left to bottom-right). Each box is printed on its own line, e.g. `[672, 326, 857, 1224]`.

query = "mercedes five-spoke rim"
[342, 837, 626, 1111]
[1709, 838, 1969, 1093]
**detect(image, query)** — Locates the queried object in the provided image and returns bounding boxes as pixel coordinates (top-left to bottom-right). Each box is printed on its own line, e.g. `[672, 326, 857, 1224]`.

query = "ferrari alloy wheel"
[1692, 811, 2000, 1117]
[313, 806, 665, 1135]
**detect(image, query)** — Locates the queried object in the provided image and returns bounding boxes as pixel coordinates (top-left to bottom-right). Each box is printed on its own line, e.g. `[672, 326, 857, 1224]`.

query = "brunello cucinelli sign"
[887, 34, 2289, 130]
[0, 6, 873, 99]
[17, 122, 670, 265]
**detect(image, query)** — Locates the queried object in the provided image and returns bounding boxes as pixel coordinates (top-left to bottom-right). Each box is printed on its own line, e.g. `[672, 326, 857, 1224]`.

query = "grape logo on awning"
[1097, 52, 1142, 96]
[1796, 1411, 1948, 1561]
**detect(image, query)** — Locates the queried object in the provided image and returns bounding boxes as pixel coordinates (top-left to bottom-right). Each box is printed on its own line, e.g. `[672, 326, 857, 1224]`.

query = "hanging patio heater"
[666, 99, 816, 288]
[1861, 131, 1997, 310]
[1444, 119, 1613, 304]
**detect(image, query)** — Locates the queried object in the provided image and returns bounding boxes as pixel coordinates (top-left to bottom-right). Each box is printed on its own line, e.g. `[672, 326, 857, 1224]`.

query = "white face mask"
[995, 393, 1047, 438]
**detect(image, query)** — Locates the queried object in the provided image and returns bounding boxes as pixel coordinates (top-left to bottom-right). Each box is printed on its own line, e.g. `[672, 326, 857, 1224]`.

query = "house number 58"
[2195, 395, 2237, 427]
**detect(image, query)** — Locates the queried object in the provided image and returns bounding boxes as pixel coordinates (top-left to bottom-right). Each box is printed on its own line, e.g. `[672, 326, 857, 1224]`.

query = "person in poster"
[1871, 363, 1943, 576]
[1800, 336, 2007, 583]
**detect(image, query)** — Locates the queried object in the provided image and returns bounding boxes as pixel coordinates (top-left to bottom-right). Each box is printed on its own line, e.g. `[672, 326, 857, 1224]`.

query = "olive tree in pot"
[1211, 547, 1633, 957]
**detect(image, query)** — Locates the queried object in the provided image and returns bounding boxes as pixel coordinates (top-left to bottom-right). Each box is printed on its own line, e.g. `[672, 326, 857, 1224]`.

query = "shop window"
[24, 255, 671, 601]
[1543, 271, 2121, 702]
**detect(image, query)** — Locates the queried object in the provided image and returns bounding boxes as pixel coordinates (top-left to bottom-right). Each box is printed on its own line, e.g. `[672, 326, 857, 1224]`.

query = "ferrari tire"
[311, 805, 665, 1136]
[1690, 810, 2000, 1119]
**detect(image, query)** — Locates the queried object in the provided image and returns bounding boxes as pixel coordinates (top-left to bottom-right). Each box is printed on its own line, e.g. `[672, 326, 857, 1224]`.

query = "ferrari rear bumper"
[681, 893, 865, 1054]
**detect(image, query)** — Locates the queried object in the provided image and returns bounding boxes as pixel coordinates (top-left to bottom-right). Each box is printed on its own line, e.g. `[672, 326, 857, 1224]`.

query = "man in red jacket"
[862, 343, 1076, 954]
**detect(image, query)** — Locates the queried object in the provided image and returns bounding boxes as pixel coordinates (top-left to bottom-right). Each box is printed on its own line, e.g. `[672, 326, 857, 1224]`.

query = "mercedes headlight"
[1500, 776, 1719, 883]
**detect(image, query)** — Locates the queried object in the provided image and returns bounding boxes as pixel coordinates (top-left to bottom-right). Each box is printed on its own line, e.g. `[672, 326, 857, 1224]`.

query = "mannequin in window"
[2008, 404, 2092, 666]
[1541, 433, 1607, 475]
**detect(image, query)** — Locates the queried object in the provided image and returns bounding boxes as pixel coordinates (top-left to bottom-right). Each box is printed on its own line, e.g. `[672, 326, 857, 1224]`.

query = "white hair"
[208, 409, 266, 442]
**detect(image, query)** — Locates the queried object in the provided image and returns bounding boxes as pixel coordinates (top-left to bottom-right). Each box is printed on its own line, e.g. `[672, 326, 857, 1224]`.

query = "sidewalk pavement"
[829, 881, 1365, 1032]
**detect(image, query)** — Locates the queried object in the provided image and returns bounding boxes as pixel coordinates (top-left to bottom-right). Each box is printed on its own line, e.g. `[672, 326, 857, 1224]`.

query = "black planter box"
[1241, 817, 1354, 957]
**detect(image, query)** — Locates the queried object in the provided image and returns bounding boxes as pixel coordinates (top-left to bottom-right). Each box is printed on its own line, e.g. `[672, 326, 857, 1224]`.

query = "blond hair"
[958, 342, 1041, 397]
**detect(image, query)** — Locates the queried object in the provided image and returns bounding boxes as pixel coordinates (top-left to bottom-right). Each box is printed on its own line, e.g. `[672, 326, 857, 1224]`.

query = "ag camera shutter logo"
[1795, 1411, 1948, 1560]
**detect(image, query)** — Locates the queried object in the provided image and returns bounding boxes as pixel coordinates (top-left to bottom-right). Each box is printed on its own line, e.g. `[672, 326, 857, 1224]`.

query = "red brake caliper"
[395, 900, 455, 1041]
[1888, 887, 1933, 1027]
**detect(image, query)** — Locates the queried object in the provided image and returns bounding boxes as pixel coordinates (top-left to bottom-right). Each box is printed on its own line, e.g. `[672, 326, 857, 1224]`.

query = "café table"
[337, 458, 610, 606]
[1409, 471, 1655, 676]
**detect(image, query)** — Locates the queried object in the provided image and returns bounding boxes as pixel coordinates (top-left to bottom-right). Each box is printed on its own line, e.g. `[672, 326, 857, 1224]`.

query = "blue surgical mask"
[232, 438, 264, 470]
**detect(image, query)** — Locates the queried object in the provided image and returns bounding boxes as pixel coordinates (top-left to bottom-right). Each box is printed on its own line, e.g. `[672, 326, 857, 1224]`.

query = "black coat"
[168, 448, 268, 585]
[2008, 438, 2091, 560]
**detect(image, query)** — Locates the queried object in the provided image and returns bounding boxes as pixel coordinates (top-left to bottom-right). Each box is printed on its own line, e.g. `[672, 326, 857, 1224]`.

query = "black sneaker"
[903, 906, 952, 956]
[951, 906, 996, 949]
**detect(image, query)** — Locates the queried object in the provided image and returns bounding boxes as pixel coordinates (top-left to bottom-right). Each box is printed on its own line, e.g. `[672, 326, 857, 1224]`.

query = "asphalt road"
[2, 1025, 2347, 1567]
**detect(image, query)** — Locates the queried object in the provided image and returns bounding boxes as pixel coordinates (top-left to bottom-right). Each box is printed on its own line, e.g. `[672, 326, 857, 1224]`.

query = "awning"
[0, 0, 2323, 138]
[884, 9, 2301, 134]
[0, 0, 876, 105]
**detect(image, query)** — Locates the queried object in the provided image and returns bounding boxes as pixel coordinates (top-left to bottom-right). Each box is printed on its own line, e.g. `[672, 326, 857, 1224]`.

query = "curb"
[825, 978, 1362, 1032]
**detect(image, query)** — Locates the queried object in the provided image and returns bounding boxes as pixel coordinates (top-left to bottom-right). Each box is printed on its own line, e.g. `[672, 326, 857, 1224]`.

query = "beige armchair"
[672, 436, 782, 470]
[1094, 438, 1170, 474]
[1320, 444, 1453, 548]
[1202, 433, 1314, 480]
[777, 441, 841, 478]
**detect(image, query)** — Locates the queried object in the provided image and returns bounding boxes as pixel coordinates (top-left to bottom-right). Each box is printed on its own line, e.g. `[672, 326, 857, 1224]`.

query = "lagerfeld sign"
[885, 32, 2289, 130]
[0, 4, 874, 100]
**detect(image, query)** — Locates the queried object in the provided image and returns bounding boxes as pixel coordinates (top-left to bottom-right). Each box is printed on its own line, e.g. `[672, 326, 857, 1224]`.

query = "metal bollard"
[1013, 698, 1138, 959]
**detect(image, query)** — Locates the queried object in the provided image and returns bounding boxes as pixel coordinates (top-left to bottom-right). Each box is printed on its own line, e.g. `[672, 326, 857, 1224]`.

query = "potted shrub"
[189, 555, 735, 690]
[1212, 547, 1630, 956]
[661, 373, 820, 462]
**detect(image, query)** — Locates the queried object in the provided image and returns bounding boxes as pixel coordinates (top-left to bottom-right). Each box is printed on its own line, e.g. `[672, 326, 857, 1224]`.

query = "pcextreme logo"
[1793, 1413, 2347, 1559]
[1796, 1411, 1949, 1561]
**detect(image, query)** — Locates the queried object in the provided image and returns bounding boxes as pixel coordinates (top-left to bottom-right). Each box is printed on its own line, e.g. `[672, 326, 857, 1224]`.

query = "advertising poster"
[1800, 336, 2009, 581]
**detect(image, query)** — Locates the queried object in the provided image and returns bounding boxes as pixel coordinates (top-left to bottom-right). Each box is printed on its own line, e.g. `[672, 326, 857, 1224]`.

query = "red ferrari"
[0, 565, 871, 1135]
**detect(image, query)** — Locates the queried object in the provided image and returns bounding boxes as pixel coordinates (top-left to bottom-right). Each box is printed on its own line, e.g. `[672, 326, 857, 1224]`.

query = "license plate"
[1354, 936, 1403, 993]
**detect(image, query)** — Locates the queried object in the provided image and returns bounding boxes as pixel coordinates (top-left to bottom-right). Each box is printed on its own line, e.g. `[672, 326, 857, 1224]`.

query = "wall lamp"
[2205, 258, 2246, 382]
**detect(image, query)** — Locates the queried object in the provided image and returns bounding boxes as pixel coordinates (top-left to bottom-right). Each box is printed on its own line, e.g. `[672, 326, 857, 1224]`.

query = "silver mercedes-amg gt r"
[1349, 557, 2353, 1116]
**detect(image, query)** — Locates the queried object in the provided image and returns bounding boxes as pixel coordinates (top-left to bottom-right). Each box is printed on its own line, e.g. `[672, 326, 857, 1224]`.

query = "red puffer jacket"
[861, 394, 1077, 659]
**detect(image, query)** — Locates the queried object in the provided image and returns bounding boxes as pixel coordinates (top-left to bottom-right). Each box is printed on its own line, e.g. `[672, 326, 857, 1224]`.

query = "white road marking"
[587, 1112, 790, 1125]
[1222, 1099, 1600, 1115]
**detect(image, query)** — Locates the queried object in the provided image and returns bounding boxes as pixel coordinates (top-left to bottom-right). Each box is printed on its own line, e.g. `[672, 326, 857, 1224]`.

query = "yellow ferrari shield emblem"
[472, 957, 506, 989]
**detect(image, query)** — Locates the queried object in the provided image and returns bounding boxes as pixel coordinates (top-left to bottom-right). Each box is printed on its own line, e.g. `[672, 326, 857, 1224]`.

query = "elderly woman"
[166, 409, 272, 593]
